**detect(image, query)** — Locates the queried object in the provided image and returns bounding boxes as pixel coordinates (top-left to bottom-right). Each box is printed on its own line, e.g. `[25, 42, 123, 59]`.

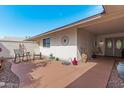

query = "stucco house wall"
[36, 27, 78, 61]
[77, 28, 95, 60]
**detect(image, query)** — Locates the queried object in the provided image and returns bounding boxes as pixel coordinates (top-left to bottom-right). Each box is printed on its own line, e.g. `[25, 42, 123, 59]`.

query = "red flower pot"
[72, 58, 78, 65]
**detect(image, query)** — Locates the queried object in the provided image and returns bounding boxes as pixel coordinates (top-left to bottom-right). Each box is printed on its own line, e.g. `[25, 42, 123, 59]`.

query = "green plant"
[49, 54, 53, 59]
[50, 53, 53, 57]
[55, 57, 59, 61]
[52, 56, 55, 59]
[49, 54, 55, 60]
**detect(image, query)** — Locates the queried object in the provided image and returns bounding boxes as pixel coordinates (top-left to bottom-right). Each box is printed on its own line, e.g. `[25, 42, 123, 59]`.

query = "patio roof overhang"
[78, 8, 124, 35]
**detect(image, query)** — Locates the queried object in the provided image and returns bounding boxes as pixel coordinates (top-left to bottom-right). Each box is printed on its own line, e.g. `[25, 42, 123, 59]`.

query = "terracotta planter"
[82, 53, 88, 63]
[117, 62, 124, 79]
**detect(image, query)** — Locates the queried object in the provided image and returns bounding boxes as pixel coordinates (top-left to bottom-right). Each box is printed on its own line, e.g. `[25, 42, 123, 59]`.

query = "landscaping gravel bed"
[0, 61, 20, 88]
[107, 62, 124, 88]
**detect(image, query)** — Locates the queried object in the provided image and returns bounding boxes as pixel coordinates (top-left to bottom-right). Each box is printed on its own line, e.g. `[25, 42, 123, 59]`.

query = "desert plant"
[50, 53, 53, 57]
[49, 54, 53, 59]
[52, 56, 55, 59]
[49, 54, 55, 60]
[55, 57, 59, 61]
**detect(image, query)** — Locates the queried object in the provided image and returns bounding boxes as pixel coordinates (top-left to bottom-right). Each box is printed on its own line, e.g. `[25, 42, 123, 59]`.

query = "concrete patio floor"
[10, 57, 114, 88]
[67, 57, 114, 88]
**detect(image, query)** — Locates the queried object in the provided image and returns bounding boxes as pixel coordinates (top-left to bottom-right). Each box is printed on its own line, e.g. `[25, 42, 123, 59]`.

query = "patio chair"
[20, 44, 31, 61]
[13, 49, 24, 63]
[33, 48, 42, 60]
[14, 44, 32, 63]
[14, 49, 31, 63]
[25, 52, 31, 61]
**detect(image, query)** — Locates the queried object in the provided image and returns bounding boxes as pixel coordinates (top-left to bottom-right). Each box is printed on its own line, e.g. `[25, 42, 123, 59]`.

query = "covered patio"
[77, 7, 124, 59]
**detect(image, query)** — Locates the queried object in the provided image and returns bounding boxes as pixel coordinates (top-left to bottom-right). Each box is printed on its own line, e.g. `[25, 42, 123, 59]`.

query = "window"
[107, 40, 112, 48]
[116, 40, 122, 49]
[43, 38, 50, 47]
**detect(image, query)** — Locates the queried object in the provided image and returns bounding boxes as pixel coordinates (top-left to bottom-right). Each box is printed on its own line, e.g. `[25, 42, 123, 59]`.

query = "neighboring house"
[26, 5, 124, 61]
[0, 36, 26, 41]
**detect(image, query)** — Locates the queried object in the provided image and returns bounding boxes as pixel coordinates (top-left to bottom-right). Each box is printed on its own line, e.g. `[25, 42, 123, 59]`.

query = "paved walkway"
[10, 57, 114, 88]
[67, 57, 115, 88]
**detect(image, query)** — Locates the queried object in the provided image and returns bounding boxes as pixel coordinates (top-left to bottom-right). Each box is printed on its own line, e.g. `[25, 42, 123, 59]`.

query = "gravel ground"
[107, 62, 124, 88]
[0, 61, 20, 88]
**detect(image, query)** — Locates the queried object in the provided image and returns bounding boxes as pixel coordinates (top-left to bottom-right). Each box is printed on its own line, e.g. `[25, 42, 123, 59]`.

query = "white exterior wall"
[39, 28, 77, 61]
[96, 32, 124, 56]
[0, 41, 38, 58]
[77, 29, 95, 60]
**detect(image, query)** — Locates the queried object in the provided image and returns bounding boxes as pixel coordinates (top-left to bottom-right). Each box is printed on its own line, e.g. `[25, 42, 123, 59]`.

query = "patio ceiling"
[78, 6, 124, 35]
[85, 16, 124, 35]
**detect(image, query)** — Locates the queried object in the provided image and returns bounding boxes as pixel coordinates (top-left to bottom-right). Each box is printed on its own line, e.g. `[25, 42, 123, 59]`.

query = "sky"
[0, 5, 104, 38]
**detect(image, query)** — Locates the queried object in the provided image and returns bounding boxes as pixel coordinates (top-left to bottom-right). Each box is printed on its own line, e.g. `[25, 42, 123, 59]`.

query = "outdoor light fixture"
[99, 41, 104, 46]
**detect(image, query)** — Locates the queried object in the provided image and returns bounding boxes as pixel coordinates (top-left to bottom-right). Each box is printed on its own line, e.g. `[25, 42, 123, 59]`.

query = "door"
[114, 38, 123, 57]
[105, 38, 114, 56]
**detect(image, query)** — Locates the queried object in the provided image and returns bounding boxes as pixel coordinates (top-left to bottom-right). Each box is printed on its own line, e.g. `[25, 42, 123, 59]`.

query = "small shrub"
[50, 54, 53, 57]
[55, 57, 59, 61]
[49, 54, 55, 60]
[52, 56, 55, 59]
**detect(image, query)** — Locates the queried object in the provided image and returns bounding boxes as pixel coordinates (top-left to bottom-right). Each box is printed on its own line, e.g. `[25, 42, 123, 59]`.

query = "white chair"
[33, 48, 42, 60]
